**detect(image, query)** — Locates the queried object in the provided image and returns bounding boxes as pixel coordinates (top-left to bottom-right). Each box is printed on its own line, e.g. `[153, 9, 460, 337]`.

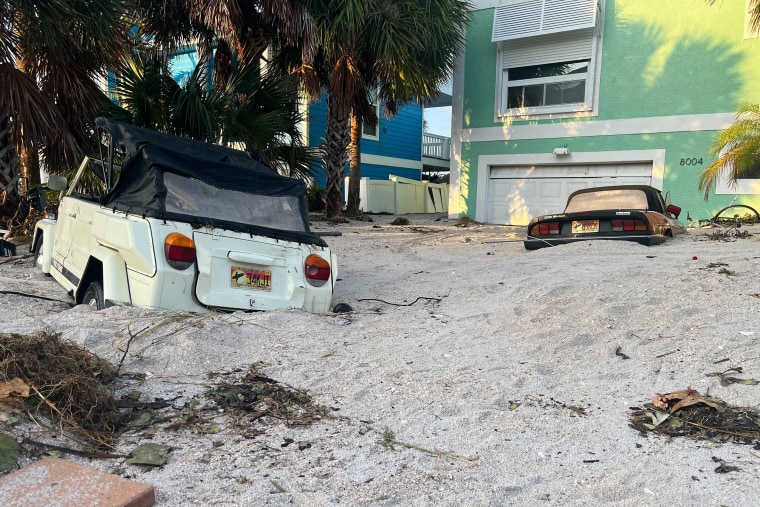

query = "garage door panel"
[540, 181, 563, 198]
[487, 163, 653, 225]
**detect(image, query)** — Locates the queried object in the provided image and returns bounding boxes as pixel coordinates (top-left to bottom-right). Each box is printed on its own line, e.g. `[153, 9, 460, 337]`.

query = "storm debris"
[0, 331, 120, 446]
[1, 331, 327, 457]
[706, 227, 752, 241]
[629, 387, 760, 446]
[705, 367, 759, 386]
[205, 366, 329, 428]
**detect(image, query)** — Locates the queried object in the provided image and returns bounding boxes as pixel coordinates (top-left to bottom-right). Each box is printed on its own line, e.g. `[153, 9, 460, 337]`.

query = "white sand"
[1, 214, 759, 506]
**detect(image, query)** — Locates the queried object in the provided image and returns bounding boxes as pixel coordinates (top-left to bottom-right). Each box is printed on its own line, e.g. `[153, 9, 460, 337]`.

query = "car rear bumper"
[524, 234, 667, 250]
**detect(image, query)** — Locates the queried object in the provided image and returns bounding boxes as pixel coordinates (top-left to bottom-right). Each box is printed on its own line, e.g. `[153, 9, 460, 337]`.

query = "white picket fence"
[345, 175, 449, 214]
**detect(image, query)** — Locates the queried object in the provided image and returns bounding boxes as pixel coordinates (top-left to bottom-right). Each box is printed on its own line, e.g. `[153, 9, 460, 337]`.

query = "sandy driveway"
[1, 214, 759, 506]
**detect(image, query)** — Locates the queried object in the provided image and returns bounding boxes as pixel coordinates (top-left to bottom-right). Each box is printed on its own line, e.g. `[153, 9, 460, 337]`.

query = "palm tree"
[0, 0, 130, 217]
[111, 45, 318, 178]
[132, 0, 314, 87]
[290, 0, 471, 218]
[698, 102, 760, 199]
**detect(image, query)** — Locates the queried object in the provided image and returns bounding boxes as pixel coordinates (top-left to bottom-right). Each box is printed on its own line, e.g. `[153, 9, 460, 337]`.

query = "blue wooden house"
[306, 95, 424, 187]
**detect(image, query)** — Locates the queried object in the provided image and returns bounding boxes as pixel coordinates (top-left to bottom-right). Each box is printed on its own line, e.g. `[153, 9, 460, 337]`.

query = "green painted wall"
[458, 131, 719, 220]
[457, 0, 760, 221]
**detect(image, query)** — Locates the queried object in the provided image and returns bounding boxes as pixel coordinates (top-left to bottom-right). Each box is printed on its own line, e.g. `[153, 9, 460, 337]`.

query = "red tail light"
[305, 254, 331, 287]
[611, 219, 649, 232]
[164, 233, 196, 270]
[530, 222, 560, 236]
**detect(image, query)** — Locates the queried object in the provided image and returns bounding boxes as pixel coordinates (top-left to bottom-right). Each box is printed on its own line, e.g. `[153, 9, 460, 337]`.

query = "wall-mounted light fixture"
[553, 147, 570, 156]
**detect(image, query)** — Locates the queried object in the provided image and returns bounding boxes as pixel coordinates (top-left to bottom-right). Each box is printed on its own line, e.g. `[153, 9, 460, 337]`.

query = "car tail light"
[611, 219, 649, 232]
[164, 233, 196, 270]
[530, 222, 560, 236]
[305, 254, 331, 287]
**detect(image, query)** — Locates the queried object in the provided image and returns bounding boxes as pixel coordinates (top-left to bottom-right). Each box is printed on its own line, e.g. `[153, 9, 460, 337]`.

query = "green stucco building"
[450, 0, 760, 224]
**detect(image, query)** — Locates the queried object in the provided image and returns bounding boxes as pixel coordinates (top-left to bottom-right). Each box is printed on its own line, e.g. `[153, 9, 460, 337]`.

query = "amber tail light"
[164, 233, 196, 270]
[611, 219, 648, 232]
[530, 222, 560, 236]
[305, 254, 331, 287]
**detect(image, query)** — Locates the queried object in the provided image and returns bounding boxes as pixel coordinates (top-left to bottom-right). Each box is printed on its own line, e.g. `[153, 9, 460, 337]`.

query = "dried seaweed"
[206, 367, 328, 427]
[629, 400, 760, 445]
[707, 227, 753, 241]
[0, 331, 120, 446]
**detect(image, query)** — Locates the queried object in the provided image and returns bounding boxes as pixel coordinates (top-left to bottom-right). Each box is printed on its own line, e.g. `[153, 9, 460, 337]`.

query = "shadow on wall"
[603, 2, 744, 116]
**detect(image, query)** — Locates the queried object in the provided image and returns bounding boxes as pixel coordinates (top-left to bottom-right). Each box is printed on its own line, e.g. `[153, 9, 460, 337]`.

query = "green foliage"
[0, 0, 132, 197]
[308, 185, 326, 212]
[699, 102, 760, 199]
[110, 45, 318, 179]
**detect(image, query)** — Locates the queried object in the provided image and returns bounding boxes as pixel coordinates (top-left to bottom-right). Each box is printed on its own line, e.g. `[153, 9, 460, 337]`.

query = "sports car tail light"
[611, 219, 649, 232]
[164, 233, 196, 270]
[305, 254, 331, 287]
[531, 222, 560, 236]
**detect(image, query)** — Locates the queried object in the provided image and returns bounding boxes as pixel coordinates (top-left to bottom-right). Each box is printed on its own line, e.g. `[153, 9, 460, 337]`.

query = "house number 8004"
[680, 158, 703, 166]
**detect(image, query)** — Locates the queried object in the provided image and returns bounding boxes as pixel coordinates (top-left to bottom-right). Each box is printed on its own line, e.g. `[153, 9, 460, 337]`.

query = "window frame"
[494, 2, 604, 119]
[500, 61, 591, 115]
[362, 100, 380, 141]
[714, 150, 760, 195]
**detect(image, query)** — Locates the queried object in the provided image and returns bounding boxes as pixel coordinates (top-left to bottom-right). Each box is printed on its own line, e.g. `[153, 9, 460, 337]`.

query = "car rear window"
[164, 172, 307, 232]
[564, 189, 649, 213]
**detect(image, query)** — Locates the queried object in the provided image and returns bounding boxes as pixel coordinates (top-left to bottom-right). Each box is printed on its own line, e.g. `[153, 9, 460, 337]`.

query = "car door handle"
[68, 212, 77, 218]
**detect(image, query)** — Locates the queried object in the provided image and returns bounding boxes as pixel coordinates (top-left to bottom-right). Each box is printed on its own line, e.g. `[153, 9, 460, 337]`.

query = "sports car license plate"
[231, 266, 272, 291]
[572, 220, 599, 233]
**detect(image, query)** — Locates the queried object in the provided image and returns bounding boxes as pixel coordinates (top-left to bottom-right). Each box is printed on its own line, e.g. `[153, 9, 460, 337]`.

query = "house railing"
[422, 133, 451, 161]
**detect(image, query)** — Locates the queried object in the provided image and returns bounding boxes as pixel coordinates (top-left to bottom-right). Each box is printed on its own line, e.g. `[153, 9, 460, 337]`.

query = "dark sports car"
[524, 185, 687, 250]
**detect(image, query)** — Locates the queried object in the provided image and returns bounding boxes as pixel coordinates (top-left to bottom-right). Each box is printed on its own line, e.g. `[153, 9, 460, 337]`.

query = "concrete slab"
[0, 457, 155, 507]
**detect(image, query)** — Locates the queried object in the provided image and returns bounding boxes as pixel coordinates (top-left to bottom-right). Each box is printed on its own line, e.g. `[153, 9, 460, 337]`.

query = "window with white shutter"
[493, 0, 603, 118]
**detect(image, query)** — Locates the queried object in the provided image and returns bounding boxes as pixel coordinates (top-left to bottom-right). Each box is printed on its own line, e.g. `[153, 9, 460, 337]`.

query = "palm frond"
[112, 50, 174, 131]
[699, 102, 760, 199]
[0, 63, 78, 171]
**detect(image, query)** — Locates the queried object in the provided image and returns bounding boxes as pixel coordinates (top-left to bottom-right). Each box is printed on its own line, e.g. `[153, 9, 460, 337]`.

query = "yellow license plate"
[572, 220, 599, 233]
[231, 266, 272, 291]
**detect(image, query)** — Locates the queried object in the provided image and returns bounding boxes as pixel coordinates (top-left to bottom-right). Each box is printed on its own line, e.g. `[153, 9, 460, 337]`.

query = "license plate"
[572, 220, 599, 233]
[231, 266, 272, 291]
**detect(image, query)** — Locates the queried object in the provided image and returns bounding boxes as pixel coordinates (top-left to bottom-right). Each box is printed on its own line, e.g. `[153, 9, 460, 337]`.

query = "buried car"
[31, 118, 336, 313]
[524, 185, 687, 250]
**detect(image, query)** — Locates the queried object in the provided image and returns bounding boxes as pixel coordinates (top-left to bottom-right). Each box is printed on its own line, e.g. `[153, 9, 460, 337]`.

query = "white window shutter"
[492, 0, 543, 41]
[501, 28, 595, 69]
[492, 0, 599, 42]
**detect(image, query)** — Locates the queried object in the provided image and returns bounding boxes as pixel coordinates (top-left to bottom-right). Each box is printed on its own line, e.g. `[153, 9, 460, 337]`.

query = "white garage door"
[487, 163, 653, 225]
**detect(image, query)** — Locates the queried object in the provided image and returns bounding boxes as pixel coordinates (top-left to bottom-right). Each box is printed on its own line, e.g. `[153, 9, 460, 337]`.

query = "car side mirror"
[666, 203, 681, 219]
[47, 175, 68, 191]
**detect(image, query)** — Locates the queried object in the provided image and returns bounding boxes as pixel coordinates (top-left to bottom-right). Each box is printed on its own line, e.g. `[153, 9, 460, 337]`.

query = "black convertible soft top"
[97, 118, 326, 247]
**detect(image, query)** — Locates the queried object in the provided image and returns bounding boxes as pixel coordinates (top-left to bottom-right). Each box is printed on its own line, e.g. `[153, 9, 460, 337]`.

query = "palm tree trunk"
[0, 113, 21, 209]
[323, 96, 350, 218]
[345, 117, 362, 216]
[20, 143, 41, 190]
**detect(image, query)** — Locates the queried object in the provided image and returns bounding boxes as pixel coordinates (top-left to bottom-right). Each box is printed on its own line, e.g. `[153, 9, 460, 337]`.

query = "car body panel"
[31, 219, 56, 274]
[192, 229, 333, 312]
[91, 212, 156, 276]
[524, 185, 687, 250]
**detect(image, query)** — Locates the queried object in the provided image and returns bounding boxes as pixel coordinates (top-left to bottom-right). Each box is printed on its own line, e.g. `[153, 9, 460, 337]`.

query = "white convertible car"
[32, 118, 337, 313]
